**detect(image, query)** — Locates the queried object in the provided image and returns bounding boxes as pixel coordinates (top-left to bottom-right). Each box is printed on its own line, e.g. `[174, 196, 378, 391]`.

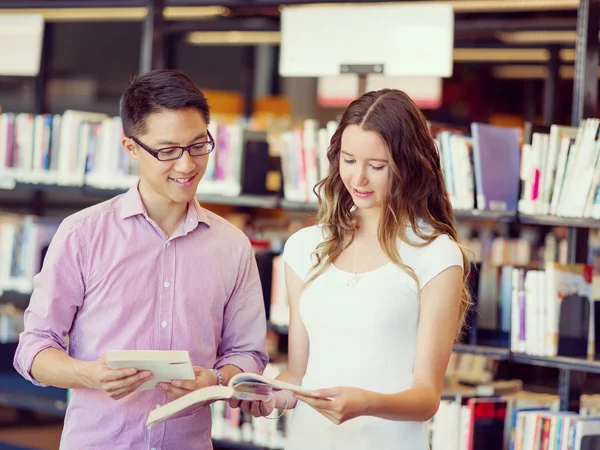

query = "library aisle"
[3, 1, 600, 450]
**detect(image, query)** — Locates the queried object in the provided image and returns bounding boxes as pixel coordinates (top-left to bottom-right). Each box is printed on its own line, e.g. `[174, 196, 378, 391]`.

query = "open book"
[107, 350, 195, 392]
[146, 372, 327, 427]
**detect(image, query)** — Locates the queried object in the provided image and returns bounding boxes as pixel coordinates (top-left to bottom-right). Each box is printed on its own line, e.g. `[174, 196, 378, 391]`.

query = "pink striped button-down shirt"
[13, 184, 268, 450]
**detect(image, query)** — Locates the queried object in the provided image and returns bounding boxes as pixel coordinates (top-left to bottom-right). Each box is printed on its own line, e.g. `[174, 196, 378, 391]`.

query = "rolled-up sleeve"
[13, 220, 86, 386]
[215, 241, 268, 374]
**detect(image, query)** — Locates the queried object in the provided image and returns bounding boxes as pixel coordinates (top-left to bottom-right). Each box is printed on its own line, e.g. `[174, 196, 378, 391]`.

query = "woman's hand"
[229, 395, 277, 418]
[295, 387, 372, 425]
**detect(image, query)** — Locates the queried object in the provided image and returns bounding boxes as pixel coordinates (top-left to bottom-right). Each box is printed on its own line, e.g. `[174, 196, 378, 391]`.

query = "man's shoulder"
[203, 209, 250, 244]
[60, 195, 124, 235]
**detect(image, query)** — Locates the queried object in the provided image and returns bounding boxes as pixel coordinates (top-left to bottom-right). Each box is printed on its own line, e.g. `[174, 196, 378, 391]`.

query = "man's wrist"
[209, 368, 223, 386]
[72, 359, 92, 389]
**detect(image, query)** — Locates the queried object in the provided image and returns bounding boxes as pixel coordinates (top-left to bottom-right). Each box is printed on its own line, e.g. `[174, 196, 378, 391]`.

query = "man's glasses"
[129, 131, 215, 162]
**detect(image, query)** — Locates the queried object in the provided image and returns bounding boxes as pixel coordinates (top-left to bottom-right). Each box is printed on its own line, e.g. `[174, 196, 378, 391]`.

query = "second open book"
[147, 372, 328, 427]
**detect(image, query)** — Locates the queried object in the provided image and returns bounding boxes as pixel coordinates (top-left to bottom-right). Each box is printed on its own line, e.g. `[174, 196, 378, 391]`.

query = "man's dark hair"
[120, 69, 210, 137]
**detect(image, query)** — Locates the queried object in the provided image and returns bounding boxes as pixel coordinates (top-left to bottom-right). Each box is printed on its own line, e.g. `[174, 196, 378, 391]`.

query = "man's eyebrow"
[155, 133, 207, 147]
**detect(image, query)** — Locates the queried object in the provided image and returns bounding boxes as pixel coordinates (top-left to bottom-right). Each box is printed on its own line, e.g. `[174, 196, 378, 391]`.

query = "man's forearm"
[30, 347, 92, 389]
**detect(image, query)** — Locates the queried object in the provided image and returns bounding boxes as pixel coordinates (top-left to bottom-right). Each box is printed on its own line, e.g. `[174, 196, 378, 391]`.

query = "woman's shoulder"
[282, 225, 325, 280]
[284, 225, 324, 252]
[402, 220, 461, 259]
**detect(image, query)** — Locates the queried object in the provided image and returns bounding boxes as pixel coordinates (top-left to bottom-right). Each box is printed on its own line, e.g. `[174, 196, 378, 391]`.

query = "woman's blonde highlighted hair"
[306, 89, 473, 341]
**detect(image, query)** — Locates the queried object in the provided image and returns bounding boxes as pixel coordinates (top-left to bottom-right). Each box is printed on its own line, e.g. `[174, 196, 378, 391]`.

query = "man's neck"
[138, 181, 188, 237]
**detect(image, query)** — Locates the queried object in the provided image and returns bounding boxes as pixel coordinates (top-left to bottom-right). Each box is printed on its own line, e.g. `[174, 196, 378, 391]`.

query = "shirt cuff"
[13, 336, 66, 387]
[215, 353, 264, 375]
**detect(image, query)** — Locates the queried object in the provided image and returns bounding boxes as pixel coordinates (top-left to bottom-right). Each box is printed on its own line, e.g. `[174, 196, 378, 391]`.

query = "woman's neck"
[355, 206, 381, 238]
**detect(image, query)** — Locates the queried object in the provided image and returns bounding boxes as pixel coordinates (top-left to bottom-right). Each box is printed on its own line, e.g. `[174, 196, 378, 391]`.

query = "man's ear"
[123, 137, 139, 161]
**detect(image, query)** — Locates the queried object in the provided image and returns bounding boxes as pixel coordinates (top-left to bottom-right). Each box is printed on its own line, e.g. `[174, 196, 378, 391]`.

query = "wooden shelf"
[453, 344, 600, 374]
[6, 184, 600, 230]
[454, 209, 516, 221]
[278, 200, 318, 212]
[511, 353, 600, 374]
[517, 213, 600, 228]
[452, 344, 510, 359]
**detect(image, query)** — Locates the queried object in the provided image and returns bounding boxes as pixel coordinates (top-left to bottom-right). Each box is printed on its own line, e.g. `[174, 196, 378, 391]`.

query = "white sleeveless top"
[281, 223, 463, 450]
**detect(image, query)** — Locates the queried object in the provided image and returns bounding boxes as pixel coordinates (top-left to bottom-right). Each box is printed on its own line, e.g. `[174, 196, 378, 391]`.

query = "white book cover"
[106, 349, 195, 392]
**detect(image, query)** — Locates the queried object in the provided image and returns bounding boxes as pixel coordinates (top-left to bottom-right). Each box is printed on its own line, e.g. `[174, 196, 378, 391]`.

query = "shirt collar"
[119, 181, 211, 229]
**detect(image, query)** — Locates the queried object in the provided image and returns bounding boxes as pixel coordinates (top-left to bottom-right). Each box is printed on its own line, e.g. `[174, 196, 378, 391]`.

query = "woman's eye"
[370, 165, 385, 171]
[343, 159, 355, 164]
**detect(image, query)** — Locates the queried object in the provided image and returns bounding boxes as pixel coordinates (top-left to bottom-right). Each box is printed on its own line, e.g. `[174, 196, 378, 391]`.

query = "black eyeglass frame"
[129, 131, 216, 161]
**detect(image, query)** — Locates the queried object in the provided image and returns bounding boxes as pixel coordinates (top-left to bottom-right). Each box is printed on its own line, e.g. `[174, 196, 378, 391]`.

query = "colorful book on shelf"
[466, 397, 507, 450]
[146, 372, 327, 427]
[470, 123, 521, 213]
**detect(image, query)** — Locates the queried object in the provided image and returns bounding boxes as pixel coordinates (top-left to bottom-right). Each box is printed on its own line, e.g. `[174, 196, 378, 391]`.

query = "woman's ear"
[123, 137, 139, 161]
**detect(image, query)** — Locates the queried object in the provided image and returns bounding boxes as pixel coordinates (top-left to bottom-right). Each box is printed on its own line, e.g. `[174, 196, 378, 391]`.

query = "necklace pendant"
[347, 275, 359, 288]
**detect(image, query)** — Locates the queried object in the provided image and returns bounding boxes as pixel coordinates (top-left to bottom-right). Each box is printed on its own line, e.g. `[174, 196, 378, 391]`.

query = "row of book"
[438, 352, 600, 450]
[509, 263, 595, 359]
[276, 119, 335, 204]
[519, 121, 600, 219]
[0, 111, 246, 196]
[434, 118, 600, 219]
[430, 390, 600, 450]
[4, 109, 600, 222]
[432, 122, 521, 213]
[0, 214, 60, 295]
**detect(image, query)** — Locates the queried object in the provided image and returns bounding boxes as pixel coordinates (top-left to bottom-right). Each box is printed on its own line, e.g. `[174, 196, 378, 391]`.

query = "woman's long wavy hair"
[307, 88, 472, 341]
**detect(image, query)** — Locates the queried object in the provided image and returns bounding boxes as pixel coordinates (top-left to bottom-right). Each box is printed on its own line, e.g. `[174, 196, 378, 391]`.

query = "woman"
[232, 89, 472, 450]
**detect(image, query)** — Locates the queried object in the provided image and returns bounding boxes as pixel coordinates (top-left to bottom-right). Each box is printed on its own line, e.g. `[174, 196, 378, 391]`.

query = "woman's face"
[339, 125, 391, 212]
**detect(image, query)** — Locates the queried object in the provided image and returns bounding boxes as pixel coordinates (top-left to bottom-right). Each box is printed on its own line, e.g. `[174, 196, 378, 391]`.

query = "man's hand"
[157, 366, 216, 400]
[230, 396, 277, 418]
[78, 355, 153, 401]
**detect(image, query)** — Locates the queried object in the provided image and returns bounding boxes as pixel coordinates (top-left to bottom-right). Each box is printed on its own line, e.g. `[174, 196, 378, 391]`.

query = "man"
[13, 69, 269, 449]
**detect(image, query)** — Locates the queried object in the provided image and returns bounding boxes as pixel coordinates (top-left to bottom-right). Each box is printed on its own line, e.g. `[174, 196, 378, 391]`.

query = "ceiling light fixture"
[454, 48, 550, 62]
[281, 0, 579, 13]
[0, 6, 229, 22]
[186, 31, 281, 45]
[497, 30, 580, 43]
[491, 64, 600, 79]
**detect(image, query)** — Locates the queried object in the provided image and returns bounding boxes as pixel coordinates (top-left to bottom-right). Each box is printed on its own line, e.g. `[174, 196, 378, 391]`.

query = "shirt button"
[161, 321, 168, 328]
[163, 281, 170, 288]
[151, 448, 157, 450]
[166, 241, 171, 247]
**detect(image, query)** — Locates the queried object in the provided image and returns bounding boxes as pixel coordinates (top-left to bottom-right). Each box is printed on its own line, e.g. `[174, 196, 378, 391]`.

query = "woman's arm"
[297, 265, 463, 424]
[367, 265, 463, 421]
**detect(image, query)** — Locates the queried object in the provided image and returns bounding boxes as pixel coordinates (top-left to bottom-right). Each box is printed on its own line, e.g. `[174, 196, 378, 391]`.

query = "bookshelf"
[0, 0, 600, 448]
